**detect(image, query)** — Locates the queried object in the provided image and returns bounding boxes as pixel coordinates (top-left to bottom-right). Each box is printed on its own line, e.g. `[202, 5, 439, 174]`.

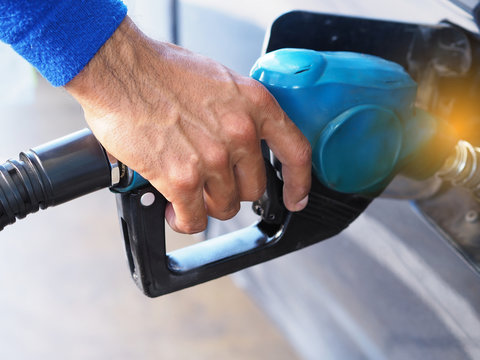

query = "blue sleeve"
[0, 0, 127, 86]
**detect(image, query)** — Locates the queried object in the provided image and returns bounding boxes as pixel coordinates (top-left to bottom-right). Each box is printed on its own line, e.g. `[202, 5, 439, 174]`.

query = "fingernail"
[294, 195, 309, 211]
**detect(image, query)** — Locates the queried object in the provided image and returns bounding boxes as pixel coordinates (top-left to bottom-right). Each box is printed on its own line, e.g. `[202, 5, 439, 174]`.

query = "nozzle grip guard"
[116, 156, 372, 297]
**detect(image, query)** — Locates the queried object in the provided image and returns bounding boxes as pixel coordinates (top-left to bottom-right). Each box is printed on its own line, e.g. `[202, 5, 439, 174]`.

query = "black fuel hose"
[0, 129, 112, 230]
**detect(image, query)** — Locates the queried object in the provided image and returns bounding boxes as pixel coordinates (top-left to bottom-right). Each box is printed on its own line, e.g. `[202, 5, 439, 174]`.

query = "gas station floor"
[0, 77, 299, 359]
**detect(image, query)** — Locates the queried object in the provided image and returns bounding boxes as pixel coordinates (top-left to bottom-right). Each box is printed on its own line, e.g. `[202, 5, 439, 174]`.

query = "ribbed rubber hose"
[0, 129, 112, 230]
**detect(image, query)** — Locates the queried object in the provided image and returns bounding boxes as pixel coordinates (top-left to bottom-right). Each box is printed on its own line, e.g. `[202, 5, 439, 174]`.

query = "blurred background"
[1, 1, 480, 359]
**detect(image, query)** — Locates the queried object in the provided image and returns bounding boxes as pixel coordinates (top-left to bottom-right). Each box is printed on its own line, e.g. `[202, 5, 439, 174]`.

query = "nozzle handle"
[116, 153, 371, 297]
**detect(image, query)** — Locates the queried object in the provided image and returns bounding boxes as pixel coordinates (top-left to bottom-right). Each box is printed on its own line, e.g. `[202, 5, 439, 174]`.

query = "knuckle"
[223, 198, 241, 218]
[212, 200, 240, 220]
[284, 178, 310, 201]
[172, 174, 199, 192]
[241, 183, 266, 202]
[225, 116, 258, 147]
[204, 148, 229, 170]
[249, 81, 272, 106]
[250, 183, 267, 201]
[238, 168, 267, 201]
[178, 218, 207, 234]
[169, 157, 201, 192]
[294, 141, 312, 167]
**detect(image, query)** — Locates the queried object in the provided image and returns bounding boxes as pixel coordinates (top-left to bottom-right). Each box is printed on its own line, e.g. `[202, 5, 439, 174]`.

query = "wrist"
[65, 16, 148, 112]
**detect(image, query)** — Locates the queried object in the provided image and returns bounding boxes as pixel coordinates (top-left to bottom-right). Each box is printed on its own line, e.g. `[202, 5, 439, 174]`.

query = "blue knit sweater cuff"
[3, 0, 127, 87]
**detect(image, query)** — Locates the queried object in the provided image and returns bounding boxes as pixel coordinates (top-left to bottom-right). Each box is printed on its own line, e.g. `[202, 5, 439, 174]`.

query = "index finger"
[255, 93, 312, 211]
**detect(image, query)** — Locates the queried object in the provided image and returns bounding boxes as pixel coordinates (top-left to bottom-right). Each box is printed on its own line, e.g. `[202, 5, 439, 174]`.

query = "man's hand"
[66, 16, 311, 234]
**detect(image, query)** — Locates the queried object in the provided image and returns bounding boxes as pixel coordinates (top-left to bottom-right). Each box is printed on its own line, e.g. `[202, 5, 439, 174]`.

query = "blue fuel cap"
[315, 105, 403, 193]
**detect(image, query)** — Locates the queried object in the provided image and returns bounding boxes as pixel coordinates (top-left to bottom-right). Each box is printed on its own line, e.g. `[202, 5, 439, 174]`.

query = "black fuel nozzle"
[0, 129, 112, 230]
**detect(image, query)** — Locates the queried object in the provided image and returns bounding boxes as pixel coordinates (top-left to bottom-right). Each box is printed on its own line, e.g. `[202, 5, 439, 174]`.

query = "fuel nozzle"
[251, 48, 460, 197]
[436, 140, 480, 200]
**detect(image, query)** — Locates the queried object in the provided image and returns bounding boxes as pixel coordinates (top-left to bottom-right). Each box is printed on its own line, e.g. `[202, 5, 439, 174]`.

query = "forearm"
[66, 16, 155, 116]
[0, 0, 127, 86]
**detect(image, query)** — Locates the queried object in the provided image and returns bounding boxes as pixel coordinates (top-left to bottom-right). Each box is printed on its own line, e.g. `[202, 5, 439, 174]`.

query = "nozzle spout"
[437, 140, 480, 200]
